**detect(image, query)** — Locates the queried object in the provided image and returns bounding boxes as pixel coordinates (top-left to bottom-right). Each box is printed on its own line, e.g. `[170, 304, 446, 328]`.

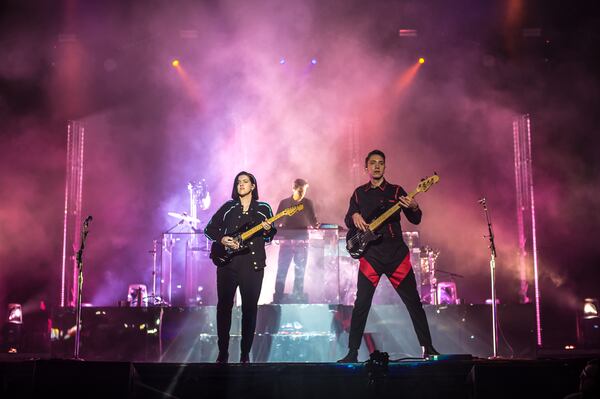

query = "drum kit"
[418, 246, 463, 305]
[140, 180, 213, 307]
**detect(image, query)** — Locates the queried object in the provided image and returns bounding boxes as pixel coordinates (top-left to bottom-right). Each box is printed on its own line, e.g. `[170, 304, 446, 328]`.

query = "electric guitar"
[345, 174, 440, 259]
[210, 203, 304, 267]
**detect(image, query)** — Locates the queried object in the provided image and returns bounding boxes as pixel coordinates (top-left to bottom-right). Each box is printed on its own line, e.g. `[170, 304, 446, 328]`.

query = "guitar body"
[346, 227, 381, 259]
[208, 203, 305, 267]
[209, 236, 247, 267]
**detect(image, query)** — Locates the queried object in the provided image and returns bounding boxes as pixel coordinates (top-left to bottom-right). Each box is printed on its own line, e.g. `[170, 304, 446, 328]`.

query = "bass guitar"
[345, 174, 440, 259]
[210, 203, 304, 267]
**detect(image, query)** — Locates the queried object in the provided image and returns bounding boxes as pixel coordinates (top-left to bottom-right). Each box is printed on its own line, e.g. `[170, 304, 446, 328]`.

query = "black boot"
[240, 352, 250, 364]
[216, 351, 229, 363]
[422, 345, 440, 358]
[337, 349, 359, 363]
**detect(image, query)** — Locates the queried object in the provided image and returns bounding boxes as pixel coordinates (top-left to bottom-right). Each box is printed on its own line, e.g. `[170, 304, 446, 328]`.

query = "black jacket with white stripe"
[204, 198, 277, 270]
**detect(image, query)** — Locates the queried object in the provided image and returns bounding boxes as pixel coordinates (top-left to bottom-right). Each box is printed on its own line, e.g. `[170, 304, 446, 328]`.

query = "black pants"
[216, 257, 264, 355]
[275, 241, 308, 295]
[347, 255, 433, 351]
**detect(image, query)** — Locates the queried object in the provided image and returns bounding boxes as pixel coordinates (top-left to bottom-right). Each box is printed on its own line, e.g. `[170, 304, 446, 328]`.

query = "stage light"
[311, 58, 317, 65]
[7, 303, 23, 324]
[171, 59, 180, 67]
[127, 284, 148, 307]
[584, 298, 598, 319]
[3, 304, 23, 353]
[279, 57, 286, 64]
[398, 29, 418, 37]
[418, 57, 425, 64]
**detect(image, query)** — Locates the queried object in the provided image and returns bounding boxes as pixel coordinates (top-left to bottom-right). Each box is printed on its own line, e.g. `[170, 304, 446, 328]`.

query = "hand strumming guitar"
[352, 213, 369, 232]
[221, 236, 240, 250]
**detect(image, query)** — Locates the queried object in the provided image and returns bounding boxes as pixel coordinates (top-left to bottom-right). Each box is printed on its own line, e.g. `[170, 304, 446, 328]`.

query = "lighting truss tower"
[60, 121, 85, 307]
[513, 114, 542, 347]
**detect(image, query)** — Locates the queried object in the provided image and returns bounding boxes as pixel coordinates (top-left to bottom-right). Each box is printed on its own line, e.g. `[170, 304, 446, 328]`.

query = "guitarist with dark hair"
[338, 150, 440, 363]
[204, 171, 276, 364]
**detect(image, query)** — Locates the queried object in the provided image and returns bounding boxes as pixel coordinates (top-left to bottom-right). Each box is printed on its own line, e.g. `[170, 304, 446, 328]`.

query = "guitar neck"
[240, 211, 286, 241]
[368, 188, 419, 232]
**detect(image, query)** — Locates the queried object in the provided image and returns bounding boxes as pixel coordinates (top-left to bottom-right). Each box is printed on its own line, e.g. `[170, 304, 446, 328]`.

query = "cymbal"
[167, 212, 200, 223]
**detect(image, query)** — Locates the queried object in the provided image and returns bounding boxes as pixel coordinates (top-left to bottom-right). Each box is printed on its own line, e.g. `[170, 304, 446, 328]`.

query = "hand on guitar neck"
[351, 195, 419, 232]
[398, 195, 419, 211]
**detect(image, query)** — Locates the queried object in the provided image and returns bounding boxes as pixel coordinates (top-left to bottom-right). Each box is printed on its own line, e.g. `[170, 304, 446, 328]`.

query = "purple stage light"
[311, 58, 317, 65]
[280, 58, 286, 64]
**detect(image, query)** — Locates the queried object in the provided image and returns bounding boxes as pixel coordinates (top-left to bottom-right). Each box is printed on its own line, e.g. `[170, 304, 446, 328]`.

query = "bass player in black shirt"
[338, 150, 439, 363]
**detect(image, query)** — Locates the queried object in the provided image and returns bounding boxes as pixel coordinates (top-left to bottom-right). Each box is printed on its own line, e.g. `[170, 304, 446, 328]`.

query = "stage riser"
[49, 304, 535, 362]
[467, 362, 585, 399]
[0, 360, 587, 399]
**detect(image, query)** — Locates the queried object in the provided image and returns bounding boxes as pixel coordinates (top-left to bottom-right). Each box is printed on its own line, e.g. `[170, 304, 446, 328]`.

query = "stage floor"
[0, 356, 594, 399]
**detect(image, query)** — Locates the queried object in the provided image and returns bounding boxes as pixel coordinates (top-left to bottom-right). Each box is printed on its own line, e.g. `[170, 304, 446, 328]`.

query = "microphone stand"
[479, 198, 499, 358]
[74, 216, 92, 360]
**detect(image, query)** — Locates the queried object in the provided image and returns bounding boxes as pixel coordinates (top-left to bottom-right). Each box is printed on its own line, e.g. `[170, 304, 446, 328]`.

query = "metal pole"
[490, 253, 499, 358]
[151, 239, 158, 305]
[479, 197, 499, 358]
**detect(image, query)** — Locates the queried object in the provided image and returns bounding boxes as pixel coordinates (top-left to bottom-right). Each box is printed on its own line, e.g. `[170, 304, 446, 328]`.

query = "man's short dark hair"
[293, 178, 308, 188]
[231, 171, 259, 200]
[365, 150, 385, 167]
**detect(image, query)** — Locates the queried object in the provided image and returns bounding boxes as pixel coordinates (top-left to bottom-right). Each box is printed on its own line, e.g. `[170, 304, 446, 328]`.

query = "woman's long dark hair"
[231, 171, 259, 200]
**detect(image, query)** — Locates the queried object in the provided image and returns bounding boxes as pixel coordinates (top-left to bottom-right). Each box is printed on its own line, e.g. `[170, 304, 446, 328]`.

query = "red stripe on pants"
[359, 258, 380, 287]
[388, 254, 412, 289]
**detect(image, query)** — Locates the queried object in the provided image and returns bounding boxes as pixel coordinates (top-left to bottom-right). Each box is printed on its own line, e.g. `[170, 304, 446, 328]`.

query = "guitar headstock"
[416, 173, 440, 193]
[283, 203, 304, 216]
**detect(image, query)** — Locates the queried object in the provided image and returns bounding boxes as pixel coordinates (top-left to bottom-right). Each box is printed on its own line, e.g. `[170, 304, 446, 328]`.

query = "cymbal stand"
[479, 197, 499, 358]
[427, 248, 440, 305]
[149, 239, 158, 305]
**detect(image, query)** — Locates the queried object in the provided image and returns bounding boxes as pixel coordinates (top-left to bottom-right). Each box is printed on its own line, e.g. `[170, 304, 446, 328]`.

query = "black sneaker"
[240, 353, 250, 364]
[337, 349, 359, 363]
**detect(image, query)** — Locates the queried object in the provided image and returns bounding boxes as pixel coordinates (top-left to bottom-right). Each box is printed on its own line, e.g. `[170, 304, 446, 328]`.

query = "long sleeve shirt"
[344, 179, 421, 264]
[204, 199, 277, 269]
